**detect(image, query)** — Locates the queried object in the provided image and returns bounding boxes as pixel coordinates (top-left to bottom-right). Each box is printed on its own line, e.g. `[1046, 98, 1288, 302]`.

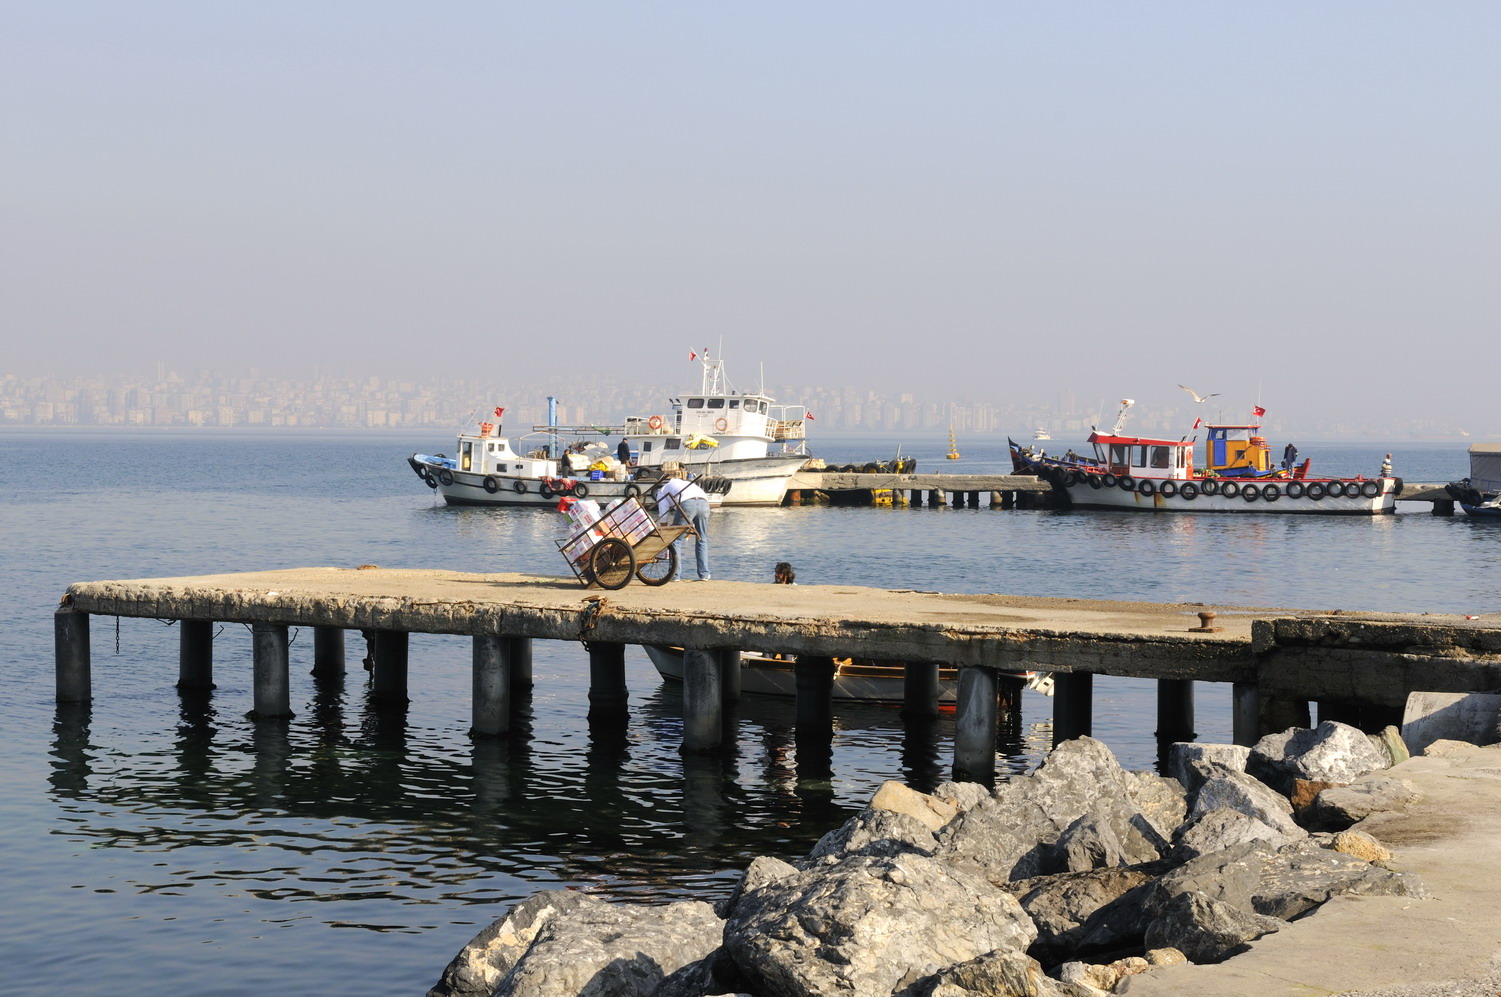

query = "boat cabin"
[1205, 424, 1273, 477]
[454, 423, 559, 479]
[1086, 432, 1194, 480]
[1467, 443, 1501, 495]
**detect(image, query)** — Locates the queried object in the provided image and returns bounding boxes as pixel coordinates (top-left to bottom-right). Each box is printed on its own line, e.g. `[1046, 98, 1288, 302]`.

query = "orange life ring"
[714, 417, 728, 432]
[648, 415, 664, 431]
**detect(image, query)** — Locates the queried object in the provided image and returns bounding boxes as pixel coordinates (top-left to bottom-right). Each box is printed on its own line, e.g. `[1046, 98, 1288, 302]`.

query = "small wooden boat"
[644, 646, 1052, 705]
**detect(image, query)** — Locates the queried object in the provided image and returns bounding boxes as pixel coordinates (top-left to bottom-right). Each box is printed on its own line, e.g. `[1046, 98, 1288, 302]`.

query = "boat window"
[1109, 443, 1128, 466]
[642, 442, 652, 453]
[707, 398, 725, 409]
[666, 438, 681, 449]
[461, 441, 473, 472]
[1150, 446, 1170, 469]
[1132, 445, 1146, 467]
[686, 398, 704, 409]
[728, 399, 739, 409]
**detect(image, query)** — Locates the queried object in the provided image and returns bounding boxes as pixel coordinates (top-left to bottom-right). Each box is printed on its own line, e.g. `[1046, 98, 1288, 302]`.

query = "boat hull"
[1045, 471, 1397, 515]
[644, 646, 1050, 704]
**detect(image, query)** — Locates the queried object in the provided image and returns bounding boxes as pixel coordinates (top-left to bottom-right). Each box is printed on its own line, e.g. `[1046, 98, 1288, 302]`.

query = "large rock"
[429, 890, 604, 997]
[1142, 891, 1283, 964]
[726, 853, 1037, 997]
[1007, 866, 1159, 964]
[1171, 805, 1305, 862]
[934, 795, 1054, 885]
[808, 807, 939, 861]
[1249, 839, 1428, 920]
[1249, 722, 1390, 795]
[903, 949, 1074, 997]
[1192, 770, 1302, 838]
[1122, 770, 1188, 841]
[871, 780, 959, 832]
[496, 897, 722, 997]
[1302, 777, 1418, 830]
[1166, 743, 1250, 797]
[1146, 841, 1272, 917]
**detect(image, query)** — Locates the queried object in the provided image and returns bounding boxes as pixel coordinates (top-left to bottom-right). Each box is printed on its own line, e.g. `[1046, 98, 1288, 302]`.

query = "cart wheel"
[590, 538, 637, 590]
[635, 545, 678, 586]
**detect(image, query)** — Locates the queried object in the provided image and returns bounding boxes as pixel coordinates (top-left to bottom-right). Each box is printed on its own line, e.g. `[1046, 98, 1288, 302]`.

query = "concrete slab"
[1119, 741, 1501, 997]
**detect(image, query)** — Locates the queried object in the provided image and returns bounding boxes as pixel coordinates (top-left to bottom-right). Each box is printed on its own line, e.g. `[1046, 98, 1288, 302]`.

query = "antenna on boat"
[1108, 399, 1135, 436]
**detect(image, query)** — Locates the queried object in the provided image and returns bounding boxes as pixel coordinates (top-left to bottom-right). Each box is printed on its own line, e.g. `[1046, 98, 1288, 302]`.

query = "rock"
[1368, 725, 1411, 767]
[904, 950, 1070, 997]
[1330, 829, 1393, 865]
[1166, 743, 1250, 796]
[1402, 692, 1501, 754]
[726, 853, 1037, 997]
[1303, 777, 1417, 830]
[1249, 721, 1391, 796]
[1143, 891, 1283, 964]
[428, 890, 605, 997]
[1193, 769, 1302, 838]
[1057, 808, 1127, 872]
[1172, 806, 1304, 862]
[1251, 839, 1428, 920]
[1144, 947, 1187, 966]
[1122, 770, 1188, 841]
[935, 795, 1054, 885]
[807, 807, 939, 861]
[871, 780, 959, 832]
[1146, 841, 1272, 917]
[1055, 961, 1114, 995]
[493, 897, 722, 997]
[931, 780, 992, 814]
[1008, 866, 1157, 964]
[1289, 778, 1339, 812]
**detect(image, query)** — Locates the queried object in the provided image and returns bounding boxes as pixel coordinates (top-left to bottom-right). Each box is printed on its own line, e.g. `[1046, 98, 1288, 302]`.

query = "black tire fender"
[483, 476, 500, 494]
[1179, 482, 1198, 500]
[437, 468, 454, 487]
[1220, 481, 1240, 498]
[513, 480, 527, 494]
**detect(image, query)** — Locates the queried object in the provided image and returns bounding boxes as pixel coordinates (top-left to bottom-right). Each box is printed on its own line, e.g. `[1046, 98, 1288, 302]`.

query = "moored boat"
[407, 350, 812, 508]
[1445, 443, 1501, 517]
[644, 646, 1053, 705]
[1014, 398, 1400, 515]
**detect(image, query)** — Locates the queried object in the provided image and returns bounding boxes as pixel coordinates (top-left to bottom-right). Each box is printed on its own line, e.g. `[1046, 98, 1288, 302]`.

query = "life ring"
[648, 415, 664, 431]
[1138, 479, 1156, 496]
[714, 417, 728, 432]
[1307, 482, 1326, 501]
[1360, 480, 1381, 498]
[1262, 483, 1281, 502]
[1325, 481, 1347, 498]
[1101, 473, 1118, 488]
[1242, 483, 1260, 502]
[483, 476, 499, 494]
[539, 482, 554, 499]
[1160, 480, 1178, 497]
[1117, 475, 1136, 492]
[437, 468, 454, 487]
[623, 483, 641, 499]
[1179, 482, 1198, 500]
[574, 483, 589, 498]
[513, 480, 527, 494]
[1220, 481, 1240, 498]
[1286, 481, 1305, 499]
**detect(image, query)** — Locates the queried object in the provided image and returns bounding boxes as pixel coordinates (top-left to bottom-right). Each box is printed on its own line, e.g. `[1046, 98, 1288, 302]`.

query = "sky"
[4, 3, 1499, 432]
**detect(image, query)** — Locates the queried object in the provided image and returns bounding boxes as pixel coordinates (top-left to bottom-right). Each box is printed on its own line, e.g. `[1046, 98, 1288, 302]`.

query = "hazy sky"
[5, 3, 1499, 430]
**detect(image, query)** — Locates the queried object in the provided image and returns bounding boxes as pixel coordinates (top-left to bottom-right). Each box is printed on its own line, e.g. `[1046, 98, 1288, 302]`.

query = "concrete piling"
[312, 626, 344, 678]
[902, 660, 941, 719]
[1155, 679, 1195, 742]
[54, 606, 91, 703]
[682, 648, 723, 753]
[1053, 671, 1093, 743]
[177, 619, 214, 691]
[472, 634, 512, 737]
[1232, 682, 1260, 746]
[587, 641, 629, 721]
[370, 631, 409, 705]
[251, 622, 292, 718]
[953, 666, 998, 781]
[716, 649, 741, 704]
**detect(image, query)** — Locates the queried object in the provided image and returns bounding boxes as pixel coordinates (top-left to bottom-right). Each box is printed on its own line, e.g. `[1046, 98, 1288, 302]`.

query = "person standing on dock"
[1381, 453, 1393, 477]
[656, 466, 712, 580]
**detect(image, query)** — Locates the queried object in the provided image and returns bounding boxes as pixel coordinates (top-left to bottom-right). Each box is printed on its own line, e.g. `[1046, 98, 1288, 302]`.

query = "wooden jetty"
[787, 472, 1458, 511]
[54, 569, 1501, 779]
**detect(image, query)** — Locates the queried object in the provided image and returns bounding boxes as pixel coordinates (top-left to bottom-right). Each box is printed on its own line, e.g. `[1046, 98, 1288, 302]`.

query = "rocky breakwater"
[429, 722, 1436, 997]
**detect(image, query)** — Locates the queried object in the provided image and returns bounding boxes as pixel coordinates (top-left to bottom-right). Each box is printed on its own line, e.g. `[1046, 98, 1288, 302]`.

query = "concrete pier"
[177, 619, 214, 690]
[312, 625, 344, 678]
[472, 634, 511, 737]
[587, 641, 629, 721]
[53, 568, 1501, 777]
[953, 666, 999, 781]
[902, 660, 941, 719]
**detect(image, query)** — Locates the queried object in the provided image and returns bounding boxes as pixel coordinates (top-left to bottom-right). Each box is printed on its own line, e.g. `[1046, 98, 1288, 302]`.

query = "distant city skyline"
[0, 366, 1481, 442]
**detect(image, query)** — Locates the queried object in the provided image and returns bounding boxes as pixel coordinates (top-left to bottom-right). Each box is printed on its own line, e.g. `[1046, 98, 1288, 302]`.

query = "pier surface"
[61, 567, 1500, 702]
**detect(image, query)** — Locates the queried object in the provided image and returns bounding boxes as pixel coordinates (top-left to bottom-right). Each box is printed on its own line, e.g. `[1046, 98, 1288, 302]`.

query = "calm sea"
[0, 428, 1494, 996]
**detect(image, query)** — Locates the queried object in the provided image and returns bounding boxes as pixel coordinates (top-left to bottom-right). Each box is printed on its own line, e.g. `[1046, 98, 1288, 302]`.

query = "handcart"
[556, 493, 697, 589]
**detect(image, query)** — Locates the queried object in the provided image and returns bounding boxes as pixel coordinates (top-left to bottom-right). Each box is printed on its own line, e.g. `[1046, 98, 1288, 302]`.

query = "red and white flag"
[1252, 405, 1266, 417]
[806, 411, 816, 421]
[494, 406, 505, 418]
[689, 350, 697, 361]
[1192, 417, 1202, 429]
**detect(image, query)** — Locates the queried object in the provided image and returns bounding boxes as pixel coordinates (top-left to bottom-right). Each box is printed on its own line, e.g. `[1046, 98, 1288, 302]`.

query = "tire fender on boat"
[425, 473, 438, 490]
[1087, 473, 1103, 489]
[1102, 473, 1118, 488]
[623, 484, 641, 499]
[1199, 479, 1218, 496]
[1117, 475, 1135, 492]
[1326, 481, 1347, 498]
[483, 476, 500, 494]
[1220, 481, 1240, 498]
[1138, 479, 1156, 495]
[437, 468, 454, 487]
[1262, 483, 1281, 502]
[574, 483, 589, 498]
[1179, 482, 1198, 500]
[1159, 480, 1177, 497]
[514, 480, 527, 494]
[1286, 481, 1305, 499]
[539, 482, 554, 499]
[1307, 482, 1326, 501]
[1242, 483, 1261, 502]
[1361, 480, 1381, 498]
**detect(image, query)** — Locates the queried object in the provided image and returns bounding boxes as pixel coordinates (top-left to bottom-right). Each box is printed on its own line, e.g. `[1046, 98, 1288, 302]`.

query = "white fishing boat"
[1445, 443, 1501, 517]
[643, 646, 1053, 705]
[407, 350, 812, 508]
[1033, 426, 1052, 441]
[1014, 398, 1400, 515]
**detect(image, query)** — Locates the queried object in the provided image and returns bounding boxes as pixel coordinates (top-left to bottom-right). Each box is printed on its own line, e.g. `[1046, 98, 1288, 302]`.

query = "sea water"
[0, 428, 1494, 996]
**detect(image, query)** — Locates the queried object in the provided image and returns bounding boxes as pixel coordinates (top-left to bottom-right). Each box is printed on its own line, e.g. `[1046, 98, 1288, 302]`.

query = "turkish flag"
[494, 406, 505, 418]
[689, 351, 696, 361]
[1252, 405, 1266, 417]
[806, 411, 816, 421]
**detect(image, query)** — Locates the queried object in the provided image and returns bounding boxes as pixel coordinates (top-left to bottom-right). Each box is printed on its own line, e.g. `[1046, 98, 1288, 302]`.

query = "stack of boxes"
[557, 496, 657, 569]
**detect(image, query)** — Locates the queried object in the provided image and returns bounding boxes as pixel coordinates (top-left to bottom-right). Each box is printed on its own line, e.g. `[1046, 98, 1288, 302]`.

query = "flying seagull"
[1178, 384, 1220, 404]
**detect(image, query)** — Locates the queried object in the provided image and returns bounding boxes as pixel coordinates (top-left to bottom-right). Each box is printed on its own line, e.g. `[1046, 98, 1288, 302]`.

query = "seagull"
[1179, 384, 1220, 404]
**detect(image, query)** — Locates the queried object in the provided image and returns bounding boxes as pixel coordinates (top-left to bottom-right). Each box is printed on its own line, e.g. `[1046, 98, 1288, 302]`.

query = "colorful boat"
[643, 646, 1053, 705]
[407, 351, 812, 508]
[1445, 443, 1501, 517]
[1013, 399, 1400, 515]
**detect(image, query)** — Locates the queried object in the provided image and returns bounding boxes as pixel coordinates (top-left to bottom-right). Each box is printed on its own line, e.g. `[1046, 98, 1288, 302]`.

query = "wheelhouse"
[1087, 432, 1194, 480]
[1205, 424, 1271, 477]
